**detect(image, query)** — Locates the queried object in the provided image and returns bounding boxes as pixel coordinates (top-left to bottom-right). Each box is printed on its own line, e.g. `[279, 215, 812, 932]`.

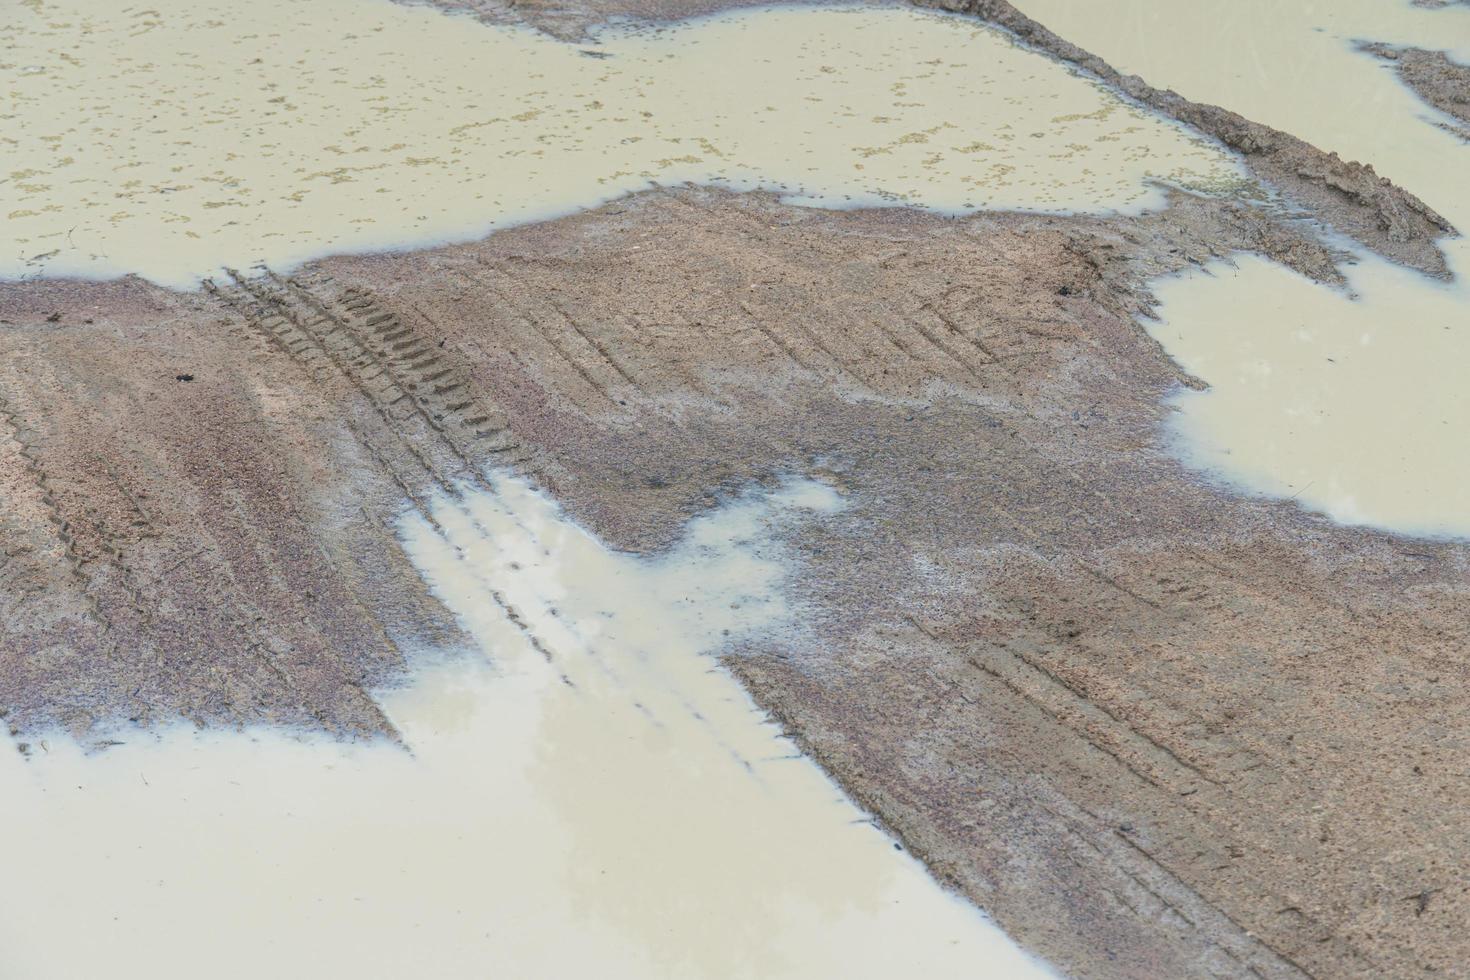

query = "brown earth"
[0, 278, 470, 740]
[1362, 42, 1470, 139]
[4, 3, 1469, 980]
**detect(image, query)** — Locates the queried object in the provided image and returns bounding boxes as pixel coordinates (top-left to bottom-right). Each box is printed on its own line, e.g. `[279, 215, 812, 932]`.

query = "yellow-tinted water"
[0, 476, 1054, 979]
[1, 0, 1242, 288]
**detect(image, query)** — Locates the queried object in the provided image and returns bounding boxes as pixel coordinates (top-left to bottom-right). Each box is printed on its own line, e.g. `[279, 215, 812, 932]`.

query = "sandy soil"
[3, 2, 1468, 978]
[0, 278, 470, 739]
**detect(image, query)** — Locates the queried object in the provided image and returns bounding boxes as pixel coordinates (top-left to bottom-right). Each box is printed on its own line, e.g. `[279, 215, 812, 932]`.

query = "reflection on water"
[1, 0, 1242, 288]
[0, 475, 1053, 979]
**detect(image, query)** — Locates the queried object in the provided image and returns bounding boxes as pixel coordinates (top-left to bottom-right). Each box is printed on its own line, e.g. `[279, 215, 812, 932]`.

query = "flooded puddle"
[0, 475, 1053, 979]
[1011, 0, 1470, 537]
[2, 0, 1242, 288]
[1147, 252, 1470, 536]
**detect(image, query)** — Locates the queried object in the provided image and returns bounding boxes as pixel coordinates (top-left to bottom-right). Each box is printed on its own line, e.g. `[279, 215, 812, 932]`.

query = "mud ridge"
[1361, 42, 1470, 139]
[921, 0, 1460, 276]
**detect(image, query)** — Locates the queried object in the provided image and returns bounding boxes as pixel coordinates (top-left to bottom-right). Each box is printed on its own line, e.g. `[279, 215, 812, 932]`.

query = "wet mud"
[3, 1, 1470, 979]
[4, 184, 1464, 978]
[914, 0, 1458, 276]
[0, 475, 1051, 979]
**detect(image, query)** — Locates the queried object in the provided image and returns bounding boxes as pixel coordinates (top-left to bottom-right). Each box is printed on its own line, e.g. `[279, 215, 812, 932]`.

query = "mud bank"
[1008, 0, 1470, 540]
[6, 182, 1465, 978]
[914, 0, 1459, 275]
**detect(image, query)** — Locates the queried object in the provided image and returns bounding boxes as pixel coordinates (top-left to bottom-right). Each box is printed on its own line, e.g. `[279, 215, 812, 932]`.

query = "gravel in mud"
[3, 3, 1468, 980]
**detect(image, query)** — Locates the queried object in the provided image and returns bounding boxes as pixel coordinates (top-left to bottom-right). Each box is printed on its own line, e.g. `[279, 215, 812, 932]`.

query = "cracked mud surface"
[3, 2, 1468, 978]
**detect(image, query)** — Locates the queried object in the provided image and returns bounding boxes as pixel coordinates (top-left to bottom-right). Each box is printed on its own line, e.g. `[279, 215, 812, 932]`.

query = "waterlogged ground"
[3, 0, 1469, 976]
[1012, 0, 1470, 537]
[1009, 0, 1470, 192]
[1, 0, 1243, 287]
[0, 475, 1051, 979]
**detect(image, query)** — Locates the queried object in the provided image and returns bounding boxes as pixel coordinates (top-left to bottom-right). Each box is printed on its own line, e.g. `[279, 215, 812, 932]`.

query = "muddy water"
[0, 476, 1053, 979]
[1, 0, 1242, 288]
[1148, 254, 1470, 536]
[1009, 0, 1470, 202]
[1012, 0, 1470, 537]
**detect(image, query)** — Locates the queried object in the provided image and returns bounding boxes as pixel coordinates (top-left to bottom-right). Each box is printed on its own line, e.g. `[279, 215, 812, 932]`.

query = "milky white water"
[0, 476, 1053, 979]
[1011, 0, 1470, 537]
[0, 0, 1244, 288]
